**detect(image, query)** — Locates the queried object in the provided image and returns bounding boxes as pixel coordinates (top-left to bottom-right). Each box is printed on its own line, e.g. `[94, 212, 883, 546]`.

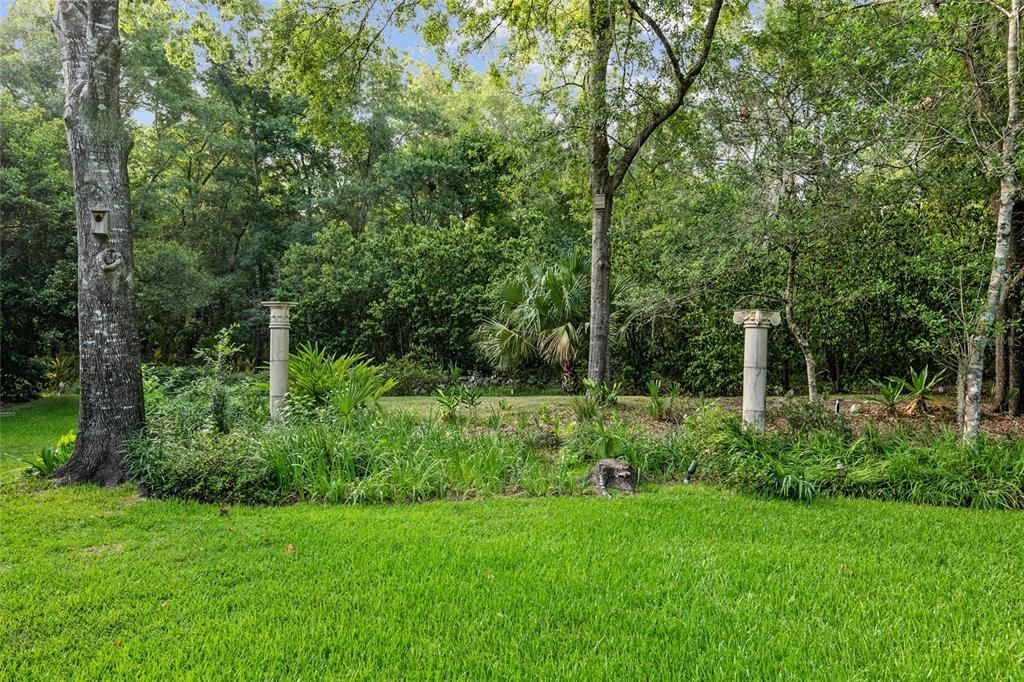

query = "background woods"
[1, 0, 1021, 421]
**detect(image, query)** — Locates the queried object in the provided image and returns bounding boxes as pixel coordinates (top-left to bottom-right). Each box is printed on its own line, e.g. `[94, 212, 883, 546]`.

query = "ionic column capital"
[733, 309, 781, 328]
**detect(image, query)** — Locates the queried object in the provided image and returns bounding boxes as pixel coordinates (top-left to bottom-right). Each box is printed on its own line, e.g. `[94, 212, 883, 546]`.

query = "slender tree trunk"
[963, 0, 1020, 443]
[956, 352, 968, 430]
[994, 300, 1009, 410]
[588, 190, 613, 384]
[1009, 307, 1023, 415]
[783, 247, 818, 401]
[586, 0, 614, 384]
[1003, 204, 1019, 413]
[52, 0, 144, 485]
[995, 212, 1021, 410]
[582, 0, 723, 384]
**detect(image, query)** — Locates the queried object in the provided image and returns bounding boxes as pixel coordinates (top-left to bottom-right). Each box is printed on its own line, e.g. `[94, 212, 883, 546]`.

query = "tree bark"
[963, 0, 1020, 443]
[586, 0, 614, 384]
[588, 190, 614, 383]
[956, 351, 968, 430]
[994, 208, 1021, 410]
[994, 300, 1009, 410]
[52, 0, 144, 485]
[1009, 304, 1023, 415]
[783, 247, 818, 402]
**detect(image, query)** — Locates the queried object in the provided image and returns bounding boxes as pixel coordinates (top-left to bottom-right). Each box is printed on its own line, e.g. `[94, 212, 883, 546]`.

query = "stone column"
[733, 309, 781, 433]
[262, 301, 296, 419]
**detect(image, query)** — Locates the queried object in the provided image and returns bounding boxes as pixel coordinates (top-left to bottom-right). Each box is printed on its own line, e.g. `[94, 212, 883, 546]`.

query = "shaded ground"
[382, 393, 1024, 438]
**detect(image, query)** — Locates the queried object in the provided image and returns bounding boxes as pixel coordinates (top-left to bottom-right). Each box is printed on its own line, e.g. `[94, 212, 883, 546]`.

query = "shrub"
[681, 406, 1023, 508]
[128, 411, 582, 505]
[867, 377, 905, 413]
[289, 343, 396, 417]
[194, 326, 245, 433]
[263, 413, 571, 503]
[570, 394, 600, 422]
[126, 430, 276, 504]
[898, 366, 948, 415]
[583, 378, 621, 406]
[382, 351, 445, 395]
[434, 384, 482, 422]
[867, 366, 948, 416]
[288, 343, 346, 407]
[772, 398, 852, 438]
[143, 365, 265, 438]
[0, 355, 46, 402]
[46, 354, 78, 394]
[21, 432, 75, 478]
[560, 418, 685, 480]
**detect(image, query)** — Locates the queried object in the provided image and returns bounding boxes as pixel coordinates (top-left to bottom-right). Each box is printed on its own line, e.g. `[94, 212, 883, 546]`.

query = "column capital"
[733, 309, 781, 328]
[262, 301, 296, 330]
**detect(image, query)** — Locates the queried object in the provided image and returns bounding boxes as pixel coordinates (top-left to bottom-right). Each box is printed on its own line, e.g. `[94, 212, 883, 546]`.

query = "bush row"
[126, 365, 1024, 509]
[127, 412, 581, 504]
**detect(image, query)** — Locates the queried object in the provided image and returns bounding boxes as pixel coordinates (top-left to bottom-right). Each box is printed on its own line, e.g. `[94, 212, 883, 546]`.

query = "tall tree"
[444, 0, 727, 383]
[52, 0, 144, 485]
[962, 0, 1021, 440]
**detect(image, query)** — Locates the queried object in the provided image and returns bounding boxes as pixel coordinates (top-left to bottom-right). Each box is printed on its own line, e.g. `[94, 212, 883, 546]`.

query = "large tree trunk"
[783, 247, 818, 402]
[586, 0, 614, 384]
[52, 0, 144, 485]
[963, 0, 1020, 443]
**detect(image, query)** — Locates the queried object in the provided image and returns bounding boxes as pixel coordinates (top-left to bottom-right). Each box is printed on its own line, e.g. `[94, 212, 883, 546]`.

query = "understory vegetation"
[121, 355, 1024, 510]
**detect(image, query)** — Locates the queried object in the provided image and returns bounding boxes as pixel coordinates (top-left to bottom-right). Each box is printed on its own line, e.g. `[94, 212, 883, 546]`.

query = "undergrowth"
[125, 365, 1024, 509]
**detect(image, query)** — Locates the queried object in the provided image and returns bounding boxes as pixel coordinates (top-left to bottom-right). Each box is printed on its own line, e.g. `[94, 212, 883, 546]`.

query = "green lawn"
[0, 395, 78, 479]
[380, 393, 654, 419]
[2, 482, 1022, 679]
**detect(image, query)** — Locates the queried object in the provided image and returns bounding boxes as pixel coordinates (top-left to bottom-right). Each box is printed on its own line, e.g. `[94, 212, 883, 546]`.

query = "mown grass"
[0, 395, 78, 479]
[379, 394, 651, 418]
[2, 482, 1023, 679]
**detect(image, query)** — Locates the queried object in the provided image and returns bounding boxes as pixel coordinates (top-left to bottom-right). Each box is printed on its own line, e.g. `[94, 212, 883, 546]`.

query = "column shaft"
[263, 302, 296, 419]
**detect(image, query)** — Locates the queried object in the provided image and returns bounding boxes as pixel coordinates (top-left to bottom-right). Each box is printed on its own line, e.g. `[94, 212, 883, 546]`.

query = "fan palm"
[476, 254, 629, 392]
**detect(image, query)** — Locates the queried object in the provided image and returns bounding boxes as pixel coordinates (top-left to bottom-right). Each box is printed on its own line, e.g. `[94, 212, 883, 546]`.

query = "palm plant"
[475, 254, 630, 393]
[289, 343, 395, 416]
[46, 354, 78, 394]
[900, 365, 947, 416]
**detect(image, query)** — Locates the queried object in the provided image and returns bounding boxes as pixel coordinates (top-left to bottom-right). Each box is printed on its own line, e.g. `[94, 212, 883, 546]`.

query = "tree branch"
[610, 0, 724, 193]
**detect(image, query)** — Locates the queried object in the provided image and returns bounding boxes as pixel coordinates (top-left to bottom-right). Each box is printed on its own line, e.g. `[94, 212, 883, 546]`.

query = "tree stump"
[585, 459, 638, 497]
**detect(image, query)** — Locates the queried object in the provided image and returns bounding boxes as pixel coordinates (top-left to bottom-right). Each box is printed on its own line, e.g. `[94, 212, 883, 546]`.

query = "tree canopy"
[2, 0, 1021, 428]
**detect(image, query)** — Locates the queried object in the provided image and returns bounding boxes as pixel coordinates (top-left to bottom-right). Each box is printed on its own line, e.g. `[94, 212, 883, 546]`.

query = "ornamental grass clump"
[259, 412, 578, 504]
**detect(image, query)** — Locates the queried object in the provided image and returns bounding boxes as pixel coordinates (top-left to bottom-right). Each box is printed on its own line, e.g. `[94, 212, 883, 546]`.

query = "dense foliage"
[122, 360, 1023, 509]
[1, 0, 1020, 412]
